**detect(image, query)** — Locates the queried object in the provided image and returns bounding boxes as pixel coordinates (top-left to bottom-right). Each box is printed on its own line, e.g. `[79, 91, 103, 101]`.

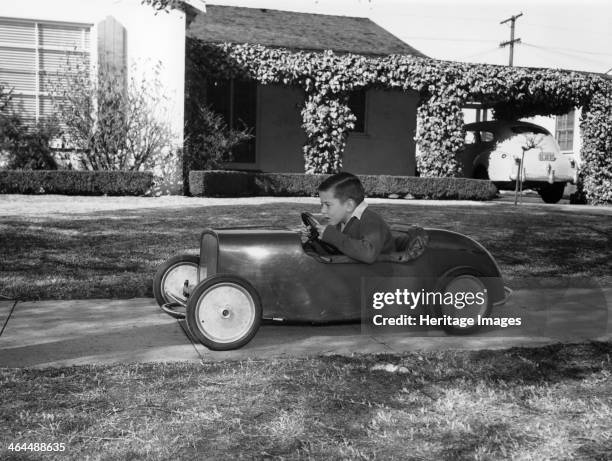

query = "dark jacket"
[321, 207, 394, 263]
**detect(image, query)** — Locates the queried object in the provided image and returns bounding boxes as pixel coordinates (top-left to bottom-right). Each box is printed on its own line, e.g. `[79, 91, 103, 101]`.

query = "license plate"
[539, 152, 556, 161]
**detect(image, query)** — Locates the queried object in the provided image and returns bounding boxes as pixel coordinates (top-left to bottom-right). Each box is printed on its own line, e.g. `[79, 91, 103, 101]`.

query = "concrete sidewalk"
[0, 287, 610, 368]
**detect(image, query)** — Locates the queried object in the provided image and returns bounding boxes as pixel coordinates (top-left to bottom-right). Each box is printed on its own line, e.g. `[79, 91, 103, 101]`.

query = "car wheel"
[538, 183, 565, 204]
[153, 254, 200, 317]
[432, 269, 492, 335]
[186, 275, 261, 350]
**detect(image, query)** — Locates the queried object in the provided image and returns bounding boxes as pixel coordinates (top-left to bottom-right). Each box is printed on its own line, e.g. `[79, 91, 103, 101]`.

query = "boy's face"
[319, 189, 355, 226]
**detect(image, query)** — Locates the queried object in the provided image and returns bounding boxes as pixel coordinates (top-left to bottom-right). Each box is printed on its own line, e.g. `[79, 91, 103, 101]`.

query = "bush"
[0, 83, 59, 170]
[49, 61, 176, 172]
[189, 170, 498, 200]
[183, 104, 253, 192]
[0, 170, 154, 195]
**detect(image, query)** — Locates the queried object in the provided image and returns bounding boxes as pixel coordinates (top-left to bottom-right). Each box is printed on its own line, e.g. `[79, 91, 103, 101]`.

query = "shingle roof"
[186, 4, 426, 57]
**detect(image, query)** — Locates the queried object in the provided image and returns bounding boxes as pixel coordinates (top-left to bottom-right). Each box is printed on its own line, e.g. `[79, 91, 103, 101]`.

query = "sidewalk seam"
[367, 334, 396, 353]
[176, 320, 205, 360]
[0, 300, 18, 338]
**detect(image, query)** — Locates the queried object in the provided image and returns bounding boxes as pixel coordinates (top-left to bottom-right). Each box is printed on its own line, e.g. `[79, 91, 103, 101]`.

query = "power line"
[400, 36, 498, 43]
[522, 42, 610, 66]
[521, 21, 612, 38]
[522, 43, 612, 57]
[398, 36, 612, 61]
[463, 47, 503, 61]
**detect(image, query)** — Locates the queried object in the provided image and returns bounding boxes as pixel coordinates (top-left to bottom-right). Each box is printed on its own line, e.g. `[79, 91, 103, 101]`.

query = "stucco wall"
[0, 0, 186, 143]
[232, 86, 419, 175]
[343, 89, 418, 175]
[256, 84, 307, 172]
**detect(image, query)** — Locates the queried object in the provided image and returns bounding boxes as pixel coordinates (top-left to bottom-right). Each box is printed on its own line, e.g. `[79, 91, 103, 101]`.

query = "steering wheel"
[301, 212, 321, 239]
[301, 212, 341, 255]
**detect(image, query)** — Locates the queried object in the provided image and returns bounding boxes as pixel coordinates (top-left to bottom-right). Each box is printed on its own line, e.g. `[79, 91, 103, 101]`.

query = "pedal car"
[153, 213, 511, 350]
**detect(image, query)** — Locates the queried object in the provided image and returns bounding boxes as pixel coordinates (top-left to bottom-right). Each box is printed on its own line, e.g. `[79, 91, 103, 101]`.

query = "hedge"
[0, 170, 155, 195]
[189, 170, 498, 200]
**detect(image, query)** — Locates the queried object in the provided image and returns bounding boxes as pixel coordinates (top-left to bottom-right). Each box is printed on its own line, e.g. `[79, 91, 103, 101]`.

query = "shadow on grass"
[2, 342, 611, 460]
[0, 203, 610, 300]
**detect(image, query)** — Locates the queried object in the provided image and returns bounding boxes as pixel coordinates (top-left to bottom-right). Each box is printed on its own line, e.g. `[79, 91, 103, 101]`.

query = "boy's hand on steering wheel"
[315, 222, 326, 238]
[299, 225, 312, 242]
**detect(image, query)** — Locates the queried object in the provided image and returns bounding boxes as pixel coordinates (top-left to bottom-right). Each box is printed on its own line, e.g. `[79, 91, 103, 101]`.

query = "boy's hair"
[318, 172, 365, 204]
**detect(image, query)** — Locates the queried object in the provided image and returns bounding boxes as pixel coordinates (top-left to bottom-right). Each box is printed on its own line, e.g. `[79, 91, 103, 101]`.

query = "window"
[555, 110, 574, 151]
[464, 130, 477, 144]
[347, 89, 366, 133]
[0, 18, 91, 123]
[479, 131, 495, 142]
[206, 78, 257, 163]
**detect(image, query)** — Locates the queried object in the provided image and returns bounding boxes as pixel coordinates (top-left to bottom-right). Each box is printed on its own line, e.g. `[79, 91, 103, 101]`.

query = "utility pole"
[499, 12, 523, 66]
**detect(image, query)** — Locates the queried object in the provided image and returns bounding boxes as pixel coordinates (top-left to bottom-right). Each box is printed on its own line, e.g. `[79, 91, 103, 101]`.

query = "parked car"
[458, 120, 578, 203]
[153, 214, 511, 350]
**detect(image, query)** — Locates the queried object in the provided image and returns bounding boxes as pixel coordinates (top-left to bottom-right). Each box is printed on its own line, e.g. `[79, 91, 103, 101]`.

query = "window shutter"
[97, 16, 126, 71]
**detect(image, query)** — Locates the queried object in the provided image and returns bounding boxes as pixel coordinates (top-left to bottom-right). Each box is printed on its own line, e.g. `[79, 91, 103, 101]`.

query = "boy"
[311, 172, 394, 263]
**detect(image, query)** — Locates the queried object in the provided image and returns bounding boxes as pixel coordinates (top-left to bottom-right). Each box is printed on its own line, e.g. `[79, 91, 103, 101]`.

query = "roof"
[186, 4, 426, 57]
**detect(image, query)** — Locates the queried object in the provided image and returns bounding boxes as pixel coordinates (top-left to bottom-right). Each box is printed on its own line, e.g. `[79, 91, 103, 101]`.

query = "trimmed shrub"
[0, 170, 154, 195]
[189, 170, 498, 200]
[188, 170, 258, 197]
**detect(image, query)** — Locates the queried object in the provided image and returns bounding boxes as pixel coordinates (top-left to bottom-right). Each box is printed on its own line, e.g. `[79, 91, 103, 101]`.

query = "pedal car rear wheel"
[153, 254, 200, 314]
[433, 269, 491, 335]
[186, 275, 261, 351]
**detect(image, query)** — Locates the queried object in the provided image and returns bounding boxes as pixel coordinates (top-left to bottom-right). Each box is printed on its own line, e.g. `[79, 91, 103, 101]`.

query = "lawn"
[1, 342, 611, 460]
[0, 196, 610, 300]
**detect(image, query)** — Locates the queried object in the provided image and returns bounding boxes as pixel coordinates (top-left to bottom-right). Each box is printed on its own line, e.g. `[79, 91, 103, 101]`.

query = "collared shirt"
[340, 201, 368, 232]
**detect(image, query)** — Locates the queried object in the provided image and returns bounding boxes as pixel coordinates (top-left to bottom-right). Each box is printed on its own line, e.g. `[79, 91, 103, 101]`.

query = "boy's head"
[318, 172, 365, 225]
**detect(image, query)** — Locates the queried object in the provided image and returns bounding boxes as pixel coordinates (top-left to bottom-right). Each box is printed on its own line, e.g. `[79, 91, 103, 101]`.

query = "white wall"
[0, 0, 186, 144]
[343, 89, 418, 176]
[523, 110, 583, 164]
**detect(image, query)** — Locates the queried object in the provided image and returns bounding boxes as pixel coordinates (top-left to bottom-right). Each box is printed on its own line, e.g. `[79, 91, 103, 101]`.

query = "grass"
[1, 342, 611, 460]
[0, 198, 610, 300]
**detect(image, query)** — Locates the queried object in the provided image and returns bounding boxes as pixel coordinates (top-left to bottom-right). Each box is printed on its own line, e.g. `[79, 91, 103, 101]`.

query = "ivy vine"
[186, 39, 611, 204]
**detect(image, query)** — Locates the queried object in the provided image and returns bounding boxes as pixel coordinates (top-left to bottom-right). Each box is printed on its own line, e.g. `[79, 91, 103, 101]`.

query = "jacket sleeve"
[320, 218, 386, 263]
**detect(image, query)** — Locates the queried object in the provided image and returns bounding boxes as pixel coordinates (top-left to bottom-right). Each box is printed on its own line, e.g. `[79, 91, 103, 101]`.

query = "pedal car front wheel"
[186, 275, 261, 351]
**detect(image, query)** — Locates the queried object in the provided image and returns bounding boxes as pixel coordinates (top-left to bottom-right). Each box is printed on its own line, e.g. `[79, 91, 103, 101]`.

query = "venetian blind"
[0, 18, 91, 122]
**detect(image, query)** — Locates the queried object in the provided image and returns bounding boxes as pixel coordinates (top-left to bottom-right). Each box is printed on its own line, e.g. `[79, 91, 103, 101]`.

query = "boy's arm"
[320, 219, 387, 264]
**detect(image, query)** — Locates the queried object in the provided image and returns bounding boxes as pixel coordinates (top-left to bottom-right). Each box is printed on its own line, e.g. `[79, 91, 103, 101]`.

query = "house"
[1, 1, 427, 179]
[186, 5, 427, 176]
[0, 0, 195, 159]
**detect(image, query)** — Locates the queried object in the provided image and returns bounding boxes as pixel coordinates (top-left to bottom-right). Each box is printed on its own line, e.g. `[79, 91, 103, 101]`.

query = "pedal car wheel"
[153, 254, 200, 312]
[433, 269, 491, 335]
[186, 275, 261, 351]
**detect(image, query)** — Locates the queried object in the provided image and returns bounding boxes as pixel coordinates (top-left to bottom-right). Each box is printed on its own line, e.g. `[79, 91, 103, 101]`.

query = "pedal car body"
[154, 225, 510, 350]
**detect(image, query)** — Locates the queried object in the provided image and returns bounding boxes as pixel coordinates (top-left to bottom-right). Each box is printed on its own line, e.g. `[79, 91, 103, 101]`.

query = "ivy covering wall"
[186, 40, 611, 203]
